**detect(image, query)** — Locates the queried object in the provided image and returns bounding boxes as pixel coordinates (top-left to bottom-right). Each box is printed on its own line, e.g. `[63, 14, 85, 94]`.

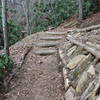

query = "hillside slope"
[1, 13, 100, 100]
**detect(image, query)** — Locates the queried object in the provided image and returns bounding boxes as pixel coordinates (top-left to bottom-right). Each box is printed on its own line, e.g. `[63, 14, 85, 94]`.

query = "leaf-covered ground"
[4, 32, 65, 100]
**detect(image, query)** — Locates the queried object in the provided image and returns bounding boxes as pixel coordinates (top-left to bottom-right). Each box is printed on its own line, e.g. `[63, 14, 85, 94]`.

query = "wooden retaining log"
[67, 35, 100, 59]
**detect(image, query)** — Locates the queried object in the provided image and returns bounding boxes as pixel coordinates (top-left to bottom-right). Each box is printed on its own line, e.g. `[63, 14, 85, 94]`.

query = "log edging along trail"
[67, 35, 100, 59]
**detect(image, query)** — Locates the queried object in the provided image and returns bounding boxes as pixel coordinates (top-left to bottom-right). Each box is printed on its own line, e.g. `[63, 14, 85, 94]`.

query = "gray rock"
[65, 87, 76, 100]
[88, 82, 100, 100]
[67, 46, 77, 56]
[68, 54, 92, 81]
[59, 48, 69, 66]
[67, 55, 86, 69]
[80, 78, 99, 100]
[95, 96, 100, 100]
[63, 42, 72, 51]
[63, 68, 70, 90]
[87, 65, 95, 75]
[76, 71, 88, 94]
[95, 63, 100, 74]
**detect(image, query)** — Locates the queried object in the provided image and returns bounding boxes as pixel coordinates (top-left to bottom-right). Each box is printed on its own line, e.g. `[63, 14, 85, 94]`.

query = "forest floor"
[4, 31, 66, 100]
[1, 12, 100, 100]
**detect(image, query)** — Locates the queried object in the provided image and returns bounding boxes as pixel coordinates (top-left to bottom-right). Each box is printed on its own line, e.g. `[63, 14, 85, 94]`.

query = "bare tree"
[22, 0, 31, 35]
[25, 0, 31, 35]
[1, 0, 9, 55]
[78, 0, 83, 20]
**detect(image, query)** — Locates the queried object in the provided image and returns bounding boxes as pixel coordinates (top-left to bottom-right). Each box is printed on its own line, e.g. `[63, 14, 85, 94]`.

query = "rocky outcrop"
[59, 28, 100, 100]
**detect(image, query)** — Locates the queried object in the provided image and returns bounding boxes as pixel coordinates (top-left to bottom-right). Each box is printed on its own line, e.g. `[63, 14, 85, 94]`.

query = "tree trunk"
[22, 0, 31, 35]
[78, 0, 83, 20]
[1, 0, 9, 55]
[92, 0, 100, 12]
[26, 0, 31, 35]
[67, 35, 100, 59]
[12, 0, 17, 21]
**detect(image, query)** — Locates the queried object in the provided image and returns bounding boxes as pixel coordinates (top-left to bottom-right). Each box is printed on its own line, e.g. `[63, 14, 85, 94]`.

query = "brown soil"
[3, 33, 65, 100]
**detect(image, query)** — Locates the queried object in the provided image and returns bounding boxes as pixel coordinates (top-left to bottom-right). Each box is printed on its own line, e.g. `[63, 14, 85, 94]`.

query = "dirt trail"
[4, 31, 67, 100]
[7, 51, 63, 100]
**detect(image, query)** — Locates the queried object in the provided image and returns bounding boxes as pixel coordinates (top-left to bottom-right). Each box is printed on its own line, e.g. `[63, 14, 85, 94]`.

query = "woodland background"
[0, 0, 100, 49]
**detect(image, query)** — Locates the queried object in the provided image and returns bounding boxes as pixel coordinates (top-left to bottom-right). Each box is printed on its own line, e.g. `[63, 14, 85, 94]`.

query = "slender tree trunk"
[92, 0, 100, 12]
[25, 0, 31, 35]
[1, 0, 9, 55]
[78, 0, 83, 20]
[22, 0, 31, 35]
[12, 0, 17, 21]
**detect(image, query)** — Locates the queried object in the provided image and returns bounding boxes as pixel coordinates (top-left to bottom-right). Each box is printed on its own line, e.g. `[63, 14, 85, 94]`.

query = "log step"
[35, 42, 59, 47]
[40, 36, 63, 41]
[34, 49, 57, 55]
[45, 31, 67, 35]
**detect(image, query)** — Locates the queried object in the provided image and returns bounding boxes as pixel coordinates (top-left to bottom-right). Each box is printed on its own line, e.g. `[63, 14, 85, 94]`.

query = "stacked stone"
[59, 29, 100, 100]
